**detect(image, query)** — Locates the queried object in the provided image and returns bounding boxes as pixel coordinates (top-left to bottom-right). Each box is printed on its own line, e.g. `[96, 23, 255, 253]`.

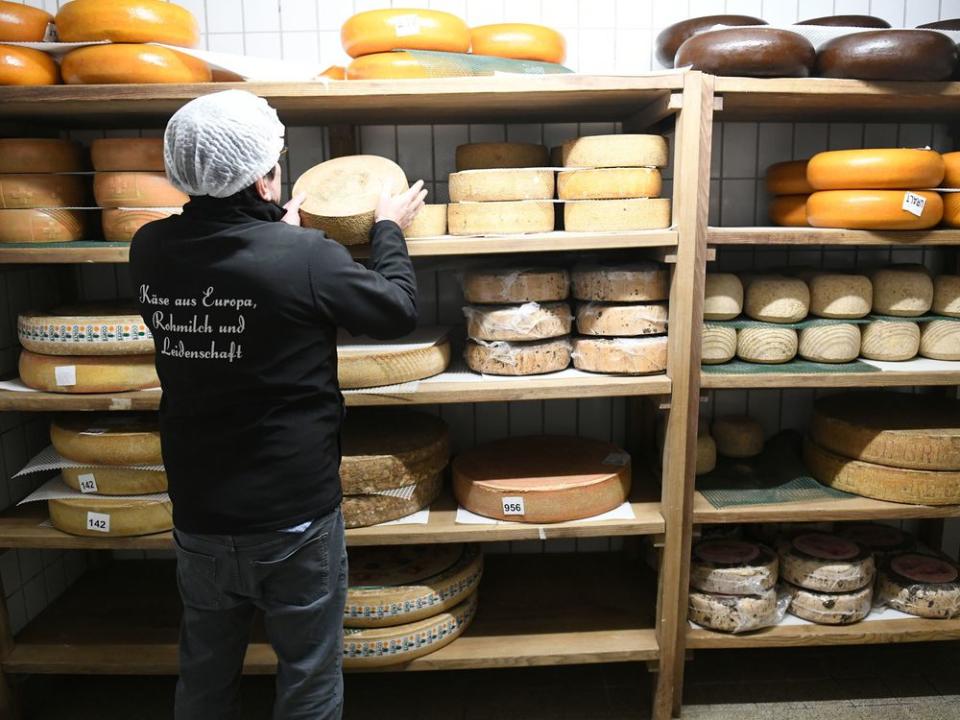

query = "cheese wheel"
[701, 325, 736, 365]
[560, 135, 669, 169]
[766, 160, 813, 195]
[61, 467, 167, 496]
[345, 544, 482, 628]
[690, 540, 778, 595]
[61, 44, 211, 84]
[811, 391, 960, 472]
[808, 274, 872, 319]
[294, 156, 409, 246]
[345, 52, 431, 80]
[575, 302, 668, 337]
[919, 19, 960, 29]
[19, 351, 159, 393]
[49, 496, 172, 537]
[572, 263, 668, 302]
[340, 409, 449, 494]
[0, 208, 86, 244]
[745, 276, 810, 323]
[342, 474, 442, 529]
[704, 274, 743, 321]
[697, 434, 717, 475]
[91, 138, 164, 172]
[0, 139, 84, 174]
[320, 65, 345, 81]
[102, 208, 177, 242]
[50, 413, 160, 465]
[0, 44, 59, 85]
[837, 523, 915, 555]
[807, 149, 945, 191]
[470, 23, 565, 64]
[55, 0, 200, 47]
[944, 193, 960, 227]
[943, 151, 960, 188]
[921, 320, 960, 360]
[462, 268, 569, 304]
[798, 324, 861, 363]
[780, 533, 874, 592]
[447, 201, 554, 236]
[93, 173, 187, 210]
[0, 1, 52, 42]
[804, 437, 960, 505]
[934, 275, 960, 317]
[564, 198, 671, 232]
[655, 15, 766, 68]
[871, 266, 933, 317]
[769, 194, 808, 226]
[878, 553, 960, 619]
[676, 28, 816, 78]
[860, 320, 920, 361]
[785, 583, 872, 625]
[452, 435, 631, 523]
[464, 302, 571, 342]
[688, 588, 779, 634]
[0, 174, 87, 209]
[557, 168, 662, 200]
[404, 204, 446, 239]
[448, 169, 554, 202]
[571, 336, 668, 375]
[340, 9, 469, 58]
[18, 304, 153, 356]
[465, 337, 571, 376]
[737, 327, 798, 364]
[337, 335, 450, 389]
[711, 416, 763, 458]
[343, 592, 476, 668]
[455, 143, 549, 171]
[797, 15, 891, 27]
[816, 30, 958, 82]
[807, 190, 943, 230]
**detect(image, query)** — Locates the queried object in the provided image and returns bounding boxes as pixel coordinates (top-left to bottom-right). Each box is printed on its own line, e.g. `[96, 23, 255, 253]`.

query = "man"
[130, 89, 426, 720]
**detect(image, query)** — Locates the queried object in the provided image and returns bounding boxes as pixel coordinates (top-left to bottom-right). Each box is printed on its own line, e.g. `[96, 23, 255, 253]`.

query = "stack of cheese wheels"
[711, 415, 764, 459]
[863, 265, 932, 362]
[798, 272, 872, 363]
[462, 268, 572, 376]
[91, 138, 184, 242]
[47, 413, 172, 537]
[877, 552, 960, 619]
[0, 139, 89, 244]
[448, 142, 554, 236]
[806, 149, 944, 230]
[17, 303, 158, 393]
[56, 0, 210, 84]
[804, 391, 960, 505]
[344, 544, 481, 666]
[470, 24, 566, 64]
[766, 159, 812, 226]
[702, 273, 742, 364]
[739, 275, 810, 364]
[922, 274, 960, 361]
[342, 8, 469, 80]
[570, 262, 669, 375]
[339, 408, 449, 528]
[688, 539, 781, 633]
[453, 435, 631, 523]
[558, 135, 671, 232]
[0, 3, 59, 85]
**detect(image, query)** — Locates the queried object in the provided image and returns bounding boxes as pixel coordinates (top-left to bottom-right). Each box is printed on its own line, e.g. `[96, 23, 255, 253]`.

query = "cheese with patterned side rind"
[337, 334, 450, 389]
[920, 320, 960, 360]
[711, 416, 764, 458]
[49, 496, 172, 537]
[557, 168, 662, 200]
[0, 208, 86, 244]
[101, 208, 177, 242]
[571, 336, 668, 375]
[704, 274, 743, 321]
[449, 168, 554, 202]
[462, 268, 569, 304]
[50, 413, 160, 465]
[19, 351, 159, 393]
[871, 266, 933, 317]
[798, 324, 861, 363]
[744, 275, 810, 323]
[808, 273, 872, 319]
[0, 139, 84, 174]
[779, 532, 874, 592]
[560, 135, 669, 168]
[701, 325, 737, 365]
[571, 263, 668, 302]
[94, 172, 187, 209]
[342, 473, 443, 529]
[784, 582, 872, 625]
[878, 553, 960, 619]
[0, 174, 87, 209]
[563, 198, 671, 232]
[860, 320, 920, 361]
[688, 587, 780, 634]
[18, 305, 153, 356]
[455, 142, 548, 171]
[448, 201, 554, 236]
[465, 337, 571, 376]
[737, 327, 798, 364]
[575, 302, 668, 337]
[690, 540, 778, 595]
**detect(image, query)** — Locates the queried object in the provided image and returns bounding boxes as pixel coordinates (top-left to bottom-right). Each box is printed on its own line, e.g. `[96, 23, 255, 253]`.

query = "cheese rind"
[711, 416, 763, 458]
[447, 201, 554, 236]
[462, 268, 569, 304]
[563, 198, 671, 232]
[798, 324, 861, 363]
[0, 139, 84, 174]
[464, 302, 572, 342]
[704, 274, 744, 321]
[933, 275, 960, 317]
[871, 266, 933, 317]
[807, 190, 943, 230]
[575, 302, 668, 337]
[404, 204, 447, 238]
[920, 320, 960, 360]
[101, 208, 177, 242]
[342, 473, 442, 529]
[571, 263, 668, 302]
[18, 305, 154, 356]
[90, 138, 164, 172]
[784, 583, 872, 625]
[0, 1, 53, 42]
[690, 540, 778, 595]
[455, 143, 549, 171]
[807, 148, 945, 190]
[701, 325, 737, 365]
[345, 51, 431, 80]
[19, 351, 159, 393]
[560, 135, 669, 168]
[340, 8, 470, 58]
[837, 523, 915, 556]
[744, 275, 810, 323]
[0, 208, 86, 244]
[736, 327, 798, 364]
[465, 338, 571, 376]
[779, 532, 874, 592]
[571, 336, 668, 375]
[50, 413, 161, 465]
[765, 159, 812, 195]
[449, 169, 554, 202]
[61, 44, 211, 84]
[808, 274, 872, 319]
[94, 172, 187, 209]
[0, 174, 87, 209]
[337, 335, 450, 389]
[769, 194, 808, 226]
[470, 23, 566, 63]
[877, 553, 960, 619]
[697, 434, 718, 475]
[557, 168, 662, 200]
[860, 320, 920, 361]
[54, 0, 200, 47]
[688, 587, 780, 633]
[49, 496, 172, 537]
[61, 467, 167, 495]
[0, 45, 59, 85]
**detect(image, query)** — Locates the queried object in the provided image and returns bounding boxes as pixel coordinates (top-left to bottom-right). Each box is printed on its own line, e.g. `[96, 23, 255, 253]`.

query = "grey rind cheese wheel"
[342, 473, 443, 529]
[797, 15, 891, 27]
[293, 155, 409, 246]
[688, 587, 779, 634]
[50, 413, 160, 465]
[61, 467, 167, 495]
[464, 302, 572, 342]
[920, 320, 960, 361]
[345, 544, 483, 627]
[808, 274, 872, 319]
[557, 168, 662, 200]
[340, 409, 450, 494]
[933, 275, 960, 317]
[404, 204, 446, 238]
[455, 142, 548, 171]
[803, 436, 960, 506]
[655, 15, 766, 68]
[448, 169, 554, 202]
[779, 532, 875, 593]
[676, 28, 816, 78]
[571, 336, 668, 375]
[690, 540, 778, 595]
[575, 302, 668, 337]
[860, 320, 920, 361]
[18, 304, 154, 356]
[49, 496, 173, 537]
[447, 201, 554, 235]
[736, 327, 798, 364]
[704, 274, 743, 321]
[837, 523, 915, 556]
[744, 276, 810, 323]
[816, 30, 958, 82]
[871, 266, 933, 317]
[798, 324, 861, 363]
[711, 415, 763, 458]
[462, 268, 569, 304]
[572, 263, 668, 302]
[697, 434, 717, 475]
[701, 325, 736, 365]
[464, 338, 571, 376]
[563, 198, 671, 232]
[560, 135, 669, 169]
[784, 583, 872, 625]
[337, 335, 451, 389]
[877, 553, 960, 619]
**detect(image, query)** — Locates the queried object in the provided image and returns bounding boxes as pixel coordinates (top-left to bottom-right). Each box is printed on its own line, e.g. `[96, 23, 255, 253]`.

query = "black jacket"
[130, 194, 417, 534]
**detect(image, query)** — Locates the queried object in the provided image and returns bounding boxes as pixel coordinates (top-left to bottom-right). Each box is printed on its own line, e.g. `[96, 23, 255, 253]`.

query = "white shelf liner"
[15, 446, 164, 477]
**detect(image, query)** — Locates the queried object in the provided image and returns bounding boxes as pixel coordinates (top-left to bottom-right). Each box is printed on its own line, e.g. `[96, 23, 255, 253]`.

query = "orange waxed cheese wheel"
[61, 44, 211, 84]
[341, 9, 469, 58]
[0, 1, 53, 42]
[769, 194, 808, 226]
[0, 44, 59, 85]
[943, 193, 960, 228]
[55, 0, 200, 47]
[470, 24, 566, 64]
[807, 190, 943, 230]
[807, 149, 945, 191]
[943, 152, 960, 188]
[766, 159, 812, 195]
[320, 65, 346, 80]
[346, 52, 431, 80]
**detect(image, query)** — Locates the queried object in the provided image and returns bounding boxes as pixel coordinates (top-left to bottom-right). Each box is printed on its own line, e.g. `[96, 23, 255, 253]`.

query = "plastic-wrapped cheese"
[448, 168, 554, 202]
[920, 320, 960, 361]
[798, 324, 861, 363]
[575, 302, 667, 337]
[448, 201, 554, 235]
[571, 263, 668, 302]
[779, 533, 875, 593]
[688, 587, 781, 634]
[704, 274, 744, 321]
[465, 337, 571, 376]
[737, 327, 798, 364]
[784, 582, 872, 625]
[690, 540, 778, 595]
[808, 274, 872, 319]
[462, 268, 569, 304]
[464, 302, 572, 342]
[934, 275, 960, 317]
[744, 275, 810, 323]
[571, 336, 668, 375]
[877, 553, 960, 619]
[860, 320, 920, 361]
[560, 135, 669, 168]
[711, 416, 763, 458]
[702, 325, 737, 365]
[871, 266, 933, 317]
[563, 198, 671, 232]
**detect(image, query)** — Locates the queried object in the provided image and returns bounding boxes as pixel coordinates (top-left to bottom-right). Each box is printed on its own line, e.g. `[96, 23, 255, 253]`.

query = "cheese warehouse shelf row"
[708, 227, 960, 246]
[700, 359, 960, 389]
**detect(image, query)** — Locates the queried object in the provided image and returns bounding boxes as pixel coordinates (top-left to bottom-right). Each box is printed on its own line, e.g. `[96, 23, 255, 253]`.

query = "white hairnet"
[164, 90, 285, 199]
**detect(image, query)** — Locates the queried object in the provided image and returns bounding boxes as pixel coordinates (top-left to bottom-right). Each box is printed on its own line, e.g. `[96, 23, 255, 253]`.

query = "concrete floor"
[17, 642, 960, 719]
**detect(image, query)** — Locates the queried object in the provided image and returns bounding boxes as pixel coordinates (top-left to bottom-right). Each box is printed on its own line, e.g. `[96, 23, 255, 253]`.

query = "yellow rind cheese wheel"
[571, 336, 668, 375]
[0, 208, 86, 244]
[944, 193, 960, 228]
[49, 496, 172, 537]
[0, 1, 53, 42]
[448, 168, 554, 202]
[102, 208, 177, 242]
[447, 201, 554, 236]
[61, 44, 211, 84]
[0, 174, 87, 209]
[55, 0, 200, 47]
[94, 172, 187, 209]
[470, 23, 566, 63]
[807, 149, 945, 190]
[769, 194, 808, 226]
[341, 9, 470, 58]
[0, 44, 60, 85]
[91, 138, 165, 172]
[564, 198, 671, 232]
[337, 336, 450, 389]
[50, 413, 161, 465]
[404, 204, 446, 238]
[455, 143, 549, 171]
[807, 190, 943, 230]
[561, 135, 669, 168]
[19, 351, 159, 393]
[345, 52, 432, 80]
[0, 139, 84, 174]
[557, 168, 662, 200]
[766, 160, 813, 195]
[943, 151, 960, 188]
[61, 467, 167, 495]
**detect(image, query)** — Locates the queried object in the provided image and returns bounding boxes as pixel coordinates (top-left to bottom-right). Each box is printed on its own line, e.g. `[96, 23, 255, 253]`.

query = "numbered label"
[902, 191, 926, 217]
[54, 365, 77, 387]
[77, 473, 98, 494]
[392, 14, 421, 37]
[502, 496, 525, 516]
[86, 511, 111, 534]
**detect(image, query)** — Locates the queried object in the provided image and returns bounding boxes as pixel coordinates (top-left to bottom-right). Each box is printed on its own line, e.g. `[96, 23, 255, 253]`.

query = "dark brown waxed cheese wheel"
[675, 28, 816, 78]
[655, 14, 766, 67]
[816, 30, 958, 82]
[918, 19, 960, 30]
[797, 15, 891, 27]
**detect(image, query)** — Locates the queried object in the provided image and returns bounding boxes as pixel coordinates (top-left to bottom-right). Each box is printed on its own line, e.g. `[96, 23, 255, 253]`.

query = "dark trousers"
[173, 507, 347, 720]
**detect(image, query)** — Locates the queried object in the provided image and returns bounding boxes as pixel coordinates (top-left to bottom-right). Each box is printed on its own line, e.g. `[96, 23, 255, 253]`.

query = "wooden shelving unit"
[700, 360, 960, 389]
[708, 227, 960, 246]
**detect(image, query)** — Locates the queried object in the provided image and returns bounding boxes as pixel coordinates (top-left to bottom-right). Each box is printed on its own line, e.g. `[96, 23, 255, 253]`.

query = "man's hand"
[281, 193, 307, 226]
[375, 179, 427, 230]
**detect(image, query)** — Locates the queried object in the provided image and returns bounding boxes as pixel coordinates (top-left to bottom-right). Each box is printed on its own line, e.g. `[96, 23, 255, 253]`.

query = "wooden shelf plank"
[4, 554, 659, 674]
[708, 227, 960, 246]
[701, 361, 960, 389]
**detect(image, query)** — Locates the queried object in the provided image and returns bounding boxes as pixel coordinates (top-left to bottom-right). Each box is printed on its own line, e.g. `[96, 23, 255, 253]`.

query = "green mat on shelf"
[706, 313, 960, 330]
[405, 50, 572, 76]
[701, 359, 879, 375]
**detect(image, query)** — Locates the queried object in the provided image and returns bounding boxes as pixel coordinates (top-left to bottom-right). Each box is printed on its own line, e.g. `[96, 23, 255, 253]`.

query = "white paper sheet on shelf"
[861, 358, 960, 373]
[14, 446, 165, 477]
[0, 379, 161, 394]
[375, 508, 430, 526]
[455, 501, 636, 525]
[18, 476, 169, 505]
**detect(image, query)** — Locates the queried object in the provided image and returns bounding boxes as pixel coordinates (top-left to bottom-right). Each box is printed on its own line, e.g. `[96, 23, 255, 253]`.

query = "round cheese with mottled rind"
[102, 208, 177, 242]
[780, 532, 874, 593]
[737, 327, 798, 364]
[697, 434, 717, 475]
[50, 413, 160, 465]
[0, 208, 86, 244]
[798, 324, 861, 364]
[0, 174, 88, 209]
[837, 523, 915, 556]
[704, 274, 744, 321]
[688, 587, 779, 634]
[571, 336, 668, 375]
[462, 268, 569, 304]
[871, 266, 933, 317]
[560, 135, 669, 168]
[61, 466, 166, 495]
[18, 304, 153, 356]
[455, 142, 548, 171]
[449, 168, 554, 202]
[557, 168, 662, 200]
[702, 325, 736, 365]
[745, 276, 810, 323]
[465, 338, 571, 376]
[404, 204, 446, 239]
[860, 320, 920, 361]
[19, 351, 159, 393]
[690, 540, 778, 596]
[49, 496, 172, 537]
[342, 473, 442, 529]
[94, 172, 187, 209]
[464, 302, 572, 342]
[448, 201, 554, 236]
[808, 274, 872, 319]
[878, 553, 960, 619]
[934, 275, 960, 317]
[0, 139, 84, 174]
[563, 198, 671, 232]
[572, 263, 668, 302]
[711, 416, 763, 458]
[90, 138, 164, 172]
[575, 302, 667, 337]
[921, 320, 960, 361]
[784, 582, 872, 625]
[337, 334, 450, 389]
